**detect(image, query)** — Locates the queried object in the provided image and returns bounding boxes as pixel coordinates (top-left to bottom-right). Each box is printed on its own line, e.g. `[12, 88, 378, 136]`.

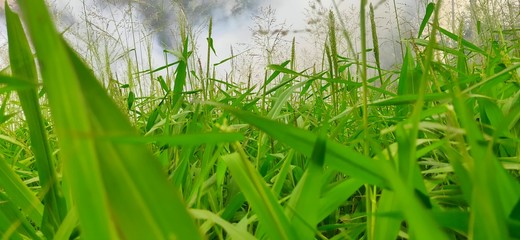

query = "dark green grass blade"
[418, 3, 435, 38]
[0, 75, 36, 93]
[5, 4, 66, 236]
[395, 46, 416, 117]
[317, 178, 364, 221]
[436, 25, 486, 55]
[213, 103, 389, 187]
[171, 37, 189, 107]
[219, 102, 449, 239]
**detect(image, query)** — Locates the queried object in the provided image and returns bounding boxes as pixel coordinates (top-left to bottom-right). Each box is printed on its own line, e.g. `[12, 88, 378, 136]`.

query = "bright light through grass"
[0, 0, 519, 239]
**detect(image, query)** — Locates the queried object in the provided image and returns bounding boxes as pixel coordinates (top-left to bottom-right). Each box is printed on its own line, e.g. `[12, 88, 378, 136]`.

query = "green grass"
[0, 0, 519, 239]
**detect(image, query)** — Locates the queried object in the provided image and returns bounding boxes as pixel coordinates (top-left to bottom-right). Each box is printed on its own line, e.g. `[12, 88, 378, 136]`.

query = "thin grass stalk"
[146, 40, 155, 98]
[328, 11, 339, 115]
[205, 17, 213, 100]
[290, 37, 296, 103]
[408, 1, 443, 146]
[359, 1, 376, 238]
[369, 4, 384, 88]
[81, 0, 94, 65]
[128, 1, 142, 96]
[392, 0, 404, 58]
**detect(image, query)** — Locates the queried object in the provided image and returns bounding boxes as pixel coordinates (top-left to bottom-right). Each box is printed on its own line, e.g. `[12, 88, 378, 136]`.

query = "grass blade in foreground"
[16, 0, 202, 238]
[17, 0, 117, 237]
[66, 44, 202, 239]
[5, 4, 66, 236]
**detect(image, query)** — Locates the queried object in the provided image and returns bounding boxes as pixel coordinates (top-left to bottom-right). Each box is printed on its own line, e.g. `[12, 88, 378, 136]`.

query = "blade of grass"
[222, 149, 299, 240]
[65, 43, 204, 239]
[0, 192, 40, 240]
[17, 0, 204, 238]
[16, 0, 120, 237]
[285, 132, 327, 239]
[5, 4, 66, 236]
[190, 209, 255, 240]
[212, 103, 389, 187]
[0, 157, 43, 231]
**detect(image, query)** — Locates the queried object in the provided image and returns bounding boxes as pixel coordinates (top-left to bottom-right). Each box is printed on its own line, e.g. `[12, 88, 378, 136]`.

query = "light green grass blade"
[0, 75, 36, 93]
[0, 159, 43, 233]
[106, 132, 243, 145]
[16, 1, 120, 238]
[65, 43, 203, 239]
[5, 4, 66, 236]
[218, 103, 447, 238]
[190, 209, 255, 240]
[53, 207, 79, 240]
[451, 92, 513, 239]
[374, 190, 401, 240]
[0, 192, 40, 240]
[17, 0, 203, 238]
[449, 39, 520, 239]
[222, 150, 299, 240]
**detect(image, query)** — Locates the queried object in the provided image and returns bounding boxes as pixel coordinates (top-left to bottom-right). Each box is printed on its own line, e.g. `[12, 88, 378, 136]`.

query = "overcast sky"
[0, 0, 462, 80]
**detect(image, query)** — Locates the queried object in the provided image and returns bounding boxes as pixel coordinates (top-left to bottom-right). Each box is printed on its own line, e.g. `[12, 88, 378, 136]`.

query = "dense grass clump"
[0, 0, 519, 239]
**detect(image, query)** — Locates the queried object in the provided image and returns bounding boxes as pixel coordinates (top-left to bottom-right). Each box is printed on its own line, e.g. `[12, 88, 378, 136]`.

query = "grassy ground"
[0, 0, 519, 239]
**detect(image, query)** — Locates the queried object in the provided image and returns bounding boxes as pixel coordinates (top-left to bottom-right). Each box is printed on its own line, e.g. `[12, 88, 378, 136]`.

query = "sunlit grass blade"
[17, 0, 120, 237]
[190, 209, 255, 240]
[5, 4, 66, 236]
[65, 43, 204, 239]
[53, 208, 79, 240]
[17, 0, 203, 238]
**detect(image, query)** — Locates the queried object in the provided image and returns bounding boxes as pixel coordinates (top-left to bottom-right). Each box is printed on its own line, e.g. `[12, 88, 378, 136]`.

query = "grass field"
[0, 0, 519, 239]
